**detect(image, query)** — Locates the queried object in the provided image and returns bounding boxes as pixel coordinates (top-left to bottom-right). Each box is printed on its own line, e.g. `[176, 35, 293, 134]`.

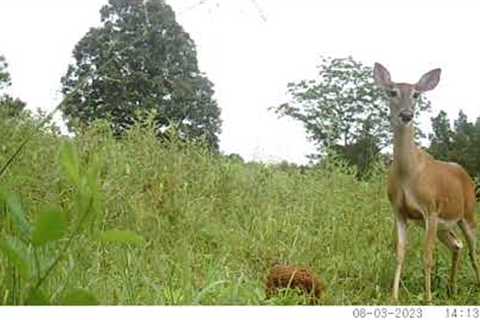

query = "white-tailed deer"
[373, 63, 480, 303]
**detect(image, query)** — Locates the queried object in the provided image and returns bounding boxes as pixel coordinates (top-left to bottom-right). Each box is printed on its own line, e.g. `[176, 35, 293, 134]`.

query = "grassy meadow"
[0, 115, 479, 305]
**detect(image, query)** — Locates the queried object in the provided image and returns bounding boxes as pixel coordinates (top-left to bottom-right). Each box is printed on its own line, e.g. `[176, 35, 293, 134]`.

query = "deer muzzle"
[399, 111, 414, 123]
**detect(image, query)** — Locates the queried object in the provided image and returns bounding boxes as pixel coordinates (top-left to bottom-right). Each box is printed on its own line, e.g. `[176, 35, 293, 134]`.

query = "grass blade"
[1, 190, 32, 238]
[0, 236, 31, 280]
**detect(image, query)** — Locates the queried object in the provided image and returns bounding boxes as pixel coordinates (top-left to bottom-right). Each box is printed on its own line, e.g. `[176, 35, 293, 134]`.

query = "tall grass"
[0, 116, 479, 305]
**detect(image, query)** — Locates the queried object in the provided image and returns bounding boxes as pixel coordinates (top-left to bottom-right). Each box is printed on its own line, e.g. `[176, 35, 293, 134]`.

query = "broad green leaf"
[1, 190, 32, 238]
[60, 142, 80, 186]
[0, 236, 31, 280]
[61, 289, 99, 305]
[25, 289, 50, 305]
[31, 208, 66, 247]
[100, 229, 145, 246]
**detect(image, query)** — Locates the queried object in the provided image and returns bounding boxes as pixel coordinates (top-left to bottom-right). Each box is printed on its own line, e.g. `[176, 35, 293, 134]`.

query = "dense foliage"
[0, 55, 26, 117]
[0, 55, 11, 89]
[428, 109, 480, 182]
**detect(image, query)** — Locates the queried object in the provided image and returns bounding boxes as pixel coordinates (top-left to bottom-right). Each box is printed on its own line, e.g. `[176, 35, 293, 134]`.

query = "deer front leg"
[424, 215, 438, 304]
[393, 214, 407, 303]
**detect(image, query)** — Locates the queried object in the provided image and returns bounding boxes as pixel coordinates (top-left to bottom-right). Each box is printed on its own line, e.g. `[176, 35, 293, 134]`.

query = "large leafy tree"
[61, 0, 221, 148]
[272, 56, 431, 173]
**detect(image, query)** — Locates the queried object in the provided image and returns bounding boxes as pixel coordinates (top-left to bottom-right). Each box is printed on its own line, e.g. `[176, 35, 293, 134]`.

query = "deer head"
[373, 63, 441, 129]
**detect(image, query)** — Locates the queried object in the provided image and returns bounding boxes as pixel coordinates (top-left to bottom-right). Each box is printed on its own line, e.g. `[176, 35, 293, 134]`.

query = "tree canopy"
[0, 55, 26, 117]
[0, 55, 11, 90]
[61, 0, 222, 148]
[428, 110, 480, 181]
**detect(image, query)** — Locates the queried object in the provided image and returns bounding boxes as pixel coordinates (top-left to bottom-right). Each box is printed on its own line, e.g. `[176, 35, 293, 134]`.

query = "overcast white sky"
[1, 1, 480, 163]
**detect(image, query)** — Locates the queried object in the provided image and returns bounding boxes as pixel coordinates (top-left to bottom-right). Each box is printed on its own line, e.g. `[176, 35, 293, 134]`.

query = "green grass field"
[0, 116, 479, 305]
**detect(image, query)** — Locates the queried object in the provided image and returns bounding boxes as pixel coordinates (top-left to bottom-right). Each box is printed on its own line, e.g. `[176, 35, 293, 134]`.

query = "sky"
[1, 1, 480, 164]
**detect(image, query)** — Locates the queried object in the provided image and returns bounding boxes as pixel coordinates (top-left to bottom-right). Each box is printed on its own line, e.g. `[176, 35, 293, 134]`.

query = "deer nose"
[399, 111, 414, 122]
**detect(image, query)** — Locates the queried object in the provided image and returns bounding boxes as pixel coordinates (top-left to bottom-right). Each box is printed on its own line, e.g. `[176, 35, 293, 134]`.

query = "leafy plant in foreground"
[0, 142, 100, 305]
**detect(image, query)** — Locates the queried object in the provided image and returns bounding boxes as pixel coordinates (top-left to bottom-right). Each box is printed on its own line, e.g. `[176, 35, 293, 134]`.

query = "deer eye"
[412, 92, 420, 99]
[388, 90, 397, 97]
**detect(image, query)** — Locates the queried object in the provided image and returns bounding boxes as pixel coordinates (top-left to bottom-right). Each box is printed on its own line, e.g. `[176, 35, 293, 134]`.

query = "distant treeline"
[428, 110, 480, 183]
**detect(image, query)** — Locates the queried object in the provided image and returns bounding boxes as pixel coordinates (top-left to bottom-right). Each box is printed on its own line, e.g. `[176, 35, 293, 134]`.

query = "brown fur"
[265, 264, 325, 304]
[388, 149, 476, 224]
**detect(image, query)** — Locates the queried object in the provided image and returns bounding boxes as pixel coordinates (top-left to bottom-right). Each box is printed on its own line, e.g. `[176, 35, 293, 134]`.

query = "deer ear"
[373, 63, 392, 88]
[416, 68, 441, 92]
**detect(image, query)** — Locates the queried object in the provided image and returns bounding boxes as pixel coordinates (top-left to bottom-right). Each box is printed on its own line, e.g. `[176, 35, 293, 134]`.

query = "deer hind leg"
[392, 214, 407, 303]
[459, 219, 480, 285]
[424, 215, 438, 303]
[437, 229, 463, 295]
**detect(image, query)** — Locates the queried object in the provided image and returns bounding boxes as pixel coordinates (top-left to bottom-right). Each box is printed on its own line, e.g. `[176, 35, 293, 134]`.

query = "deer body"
[388, 135, 476, 224]
[374, 63, 480, 303]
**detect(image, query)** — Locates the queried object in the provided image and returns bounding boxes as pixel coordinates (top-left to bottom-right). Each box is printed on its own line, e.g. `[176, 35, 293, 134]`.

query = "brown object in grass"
[265, 264, 325, 304]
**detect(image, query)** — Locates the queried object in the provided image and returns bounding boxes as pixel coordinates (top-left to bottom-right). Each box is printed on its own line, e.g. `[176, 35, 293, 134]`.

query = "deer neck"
[392, 125, 422, 177]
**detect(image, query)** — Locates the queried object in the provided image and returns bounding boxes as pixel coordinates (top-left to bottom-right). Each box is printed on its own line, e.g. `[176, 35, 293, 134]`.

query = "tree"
[61, 0, 222, 148]
[428, 110, 453, 161]
[332, 120, 382, 177]
[225, 153, 244, 163]
[0, 55, 11, 90]
[0, 95, 26, 118]
[450, 110, 479, 178]
[450, 110, 473, 165]
[428, 110, 480, 181]
[272, 56, 431, 174]
[454, 110, 473, 137]
[0, 55, 26, 118]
